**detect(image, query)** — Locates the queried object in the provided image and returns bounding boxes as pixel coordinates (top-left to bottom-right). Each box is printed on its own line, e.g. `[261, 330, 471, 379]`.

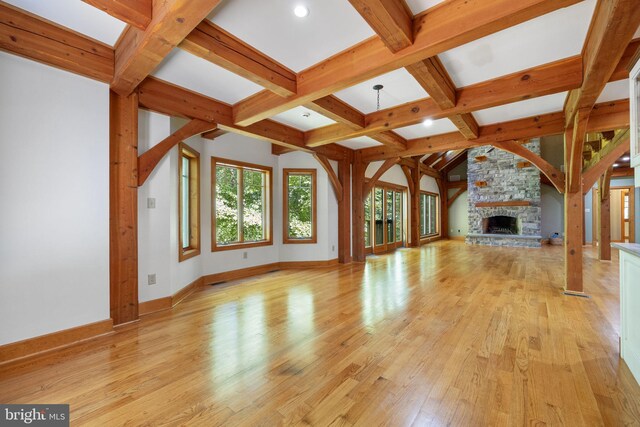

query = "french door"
[365, 184, 405, 254]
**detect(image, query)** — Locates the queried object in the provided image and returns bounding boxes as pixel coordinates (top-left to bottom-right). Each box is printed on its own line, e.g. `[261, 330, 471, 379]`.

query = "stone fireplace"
[465, 139, 542, 248]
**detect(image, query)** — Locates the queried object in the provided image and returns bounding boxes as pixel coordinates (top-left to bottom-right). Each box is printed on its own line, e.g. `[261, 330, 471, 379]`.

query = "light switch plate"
[147, 198, 156, 209]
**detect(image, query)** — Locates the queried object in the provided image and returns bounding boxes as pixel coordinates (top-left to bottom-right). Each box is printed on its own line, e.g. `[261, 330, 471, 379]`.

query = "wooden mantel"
[475, 201, 531, 207]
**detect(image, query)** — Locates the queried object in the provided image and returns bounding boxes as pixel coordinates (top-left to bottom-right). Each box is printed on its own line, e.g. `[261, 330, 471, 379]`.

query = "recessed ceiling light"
[613, 163, 620, 167]
[622, 156, 630, 161]
[294, 5, 309, 17]
[422, 119, 434, 127]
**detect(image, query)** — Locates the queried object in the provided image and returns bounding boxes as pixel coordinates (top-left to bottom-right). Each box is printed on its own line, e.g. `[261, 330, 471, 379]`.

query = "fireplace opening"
[482, 216, 518, 235]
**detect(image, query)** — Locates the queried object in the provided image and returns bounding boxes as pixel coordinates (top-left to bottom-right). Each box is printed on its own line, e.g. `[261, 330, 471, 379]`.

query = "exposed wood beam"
[138, 119, 217, 186]
[435, 177, 448, 238]
[348, 0, 413, 53]
[597, 166, 613, 260]
[564, 0, 640, 126]
[400, 165, 415, 195]
[410, 159, 421, 246]
[360, 98, 630, 161]
[82, 0, 151, 30]
[305, 96, 365, 129]
[201, 129, 227, 140]
[423, 153, 444, 167]
[305, 55, 583, 146]
[363, 158, 401, 198]
[493, 140, 565, 193]
[232, 0, 582, 126]
[611, 38, 640, 80]
[313, 153, 343, 201]
[180, 20, 297, 97]
[434, 150, 465, 171]
[111, 0, 223, 95]
[337, 159, 352, 264]
[406, 56, 455, 108]
[352, 151, 368, 262]
[582, 129, 630, 192]
[612, 166, 634, 177]
[0, 2, 114, 82]
[442, 150, 468, 174]
[405, 56, 479, 139]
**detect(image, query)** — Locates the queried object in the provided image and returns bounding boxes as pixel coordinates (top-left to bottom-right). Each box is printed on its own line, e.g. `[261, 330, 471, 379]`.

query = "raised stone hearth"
[465, 140, 542, 248]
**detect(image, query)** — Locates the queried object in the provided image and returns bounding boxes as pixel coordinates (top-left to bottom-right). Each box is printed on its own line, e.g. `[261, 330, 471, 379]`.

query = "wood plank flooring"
[1, 241, 640, 426]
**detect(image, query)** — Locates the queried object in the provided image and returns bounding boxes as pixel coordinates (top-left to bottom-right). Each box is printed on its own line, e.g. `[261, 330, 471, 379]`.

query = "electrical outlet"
[147, 198, 156, 209]
[332, 245, 335, 252]
[148, 274, 156, 286]
[242, 251, 248, 259]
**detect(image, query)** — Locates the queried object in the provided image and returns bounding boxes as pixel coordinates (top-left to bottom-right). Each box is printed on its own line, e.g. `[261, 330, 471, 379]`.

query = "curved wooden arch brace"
[363, 157, 400, 199]
[400, 165, 415, 195]
[582, 132, 630, 193]
[492, 141, 565, 193]
[313, 153, 343, 201]
[447, 185, 467, 207]
[138, 119, 217, 186]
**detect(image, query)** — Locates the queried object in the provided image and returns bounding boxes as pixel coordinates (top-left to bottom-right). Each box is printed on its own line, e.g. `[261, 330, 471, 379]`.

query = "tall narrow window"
[179, 144, 200, 261]
[283, 169, 317, 243]
[212, 157, 272, 251]
[420, 191, 439, 238]
[364, 193, 372, 248]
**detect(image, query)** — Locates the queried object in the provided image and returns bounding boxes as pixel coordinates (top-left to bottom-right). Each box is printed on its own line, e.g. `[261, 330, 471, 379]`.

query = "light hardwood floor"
[1, 241, 640, 426]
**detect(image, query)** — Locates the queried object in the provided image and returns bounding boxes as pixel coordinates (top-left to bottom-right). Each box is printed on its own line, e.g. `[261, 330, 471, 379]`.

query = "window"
[283, 169, 317, 243]
[363, 181, 406, 253]
[419, 192, 439, 237]
[212, 157, 272, 251]
[364, 193, 372, 248]
[179, 144, 200, 261]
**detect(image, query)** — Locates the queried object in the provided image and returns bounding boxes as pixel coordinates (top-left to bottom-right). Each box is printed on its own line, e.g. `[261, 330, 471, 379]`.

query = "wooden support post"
[338, 158, 352, 264]
[598, 168, 613, 260]
[564, 127, 584, 294]
[110, 90, 139, 325]
[352, 152, 367, 262]
[437, 178, 449, 239]
[410, 160, 420, 247]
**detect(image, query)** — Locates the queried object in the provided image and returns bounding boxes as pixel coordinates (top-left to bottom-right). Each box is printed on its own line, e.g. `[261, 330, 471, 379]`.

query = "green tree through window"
[284, 169, 316, 243]
[212, 158, 271, 250]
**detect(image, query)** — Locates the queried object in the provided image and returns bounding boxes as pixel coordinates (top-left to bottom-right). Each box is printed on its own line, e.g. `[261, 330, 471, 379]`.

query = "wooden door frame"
[365, 180, 407, 254]
[611, 186, 635, 243]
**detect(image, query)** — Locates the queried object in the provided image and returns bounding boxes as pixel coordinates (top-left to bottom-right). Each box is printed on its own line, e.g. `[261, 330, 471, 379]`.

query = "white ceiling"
[334, 68, 430, 114]
[5, 0, 127, 46]
[152, 49, 263, 104]
[395, 118, 458, 139]
[336, 136, 383, 150]
[405, 0, 445, 15]
[208, 0, 375, 72]
[439, 0, 596, 87]
[271, 106, 335, 130]
[472, 92, 567, 126]
[597, 80, 630, 103]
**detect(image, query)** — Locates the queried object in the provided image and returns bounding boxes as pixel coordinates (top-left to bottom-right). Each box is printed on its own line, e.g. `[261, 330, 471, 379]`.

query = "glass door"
[372, 186, 404, 253]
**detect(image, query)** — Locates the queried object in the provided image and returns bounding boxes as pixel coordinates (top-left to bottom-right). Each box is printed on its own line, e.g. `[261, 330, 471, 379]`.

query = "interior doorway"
[364, 181, 406, 255]
[611, 186, 635, 243]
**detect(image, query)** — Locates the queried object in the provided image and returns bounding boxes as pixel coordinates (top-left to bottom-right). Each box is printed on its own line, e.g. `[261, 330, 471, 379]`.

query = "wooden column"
[338, 158, 352, 264]
[598, 167, 613, 260]
[110, 90, 139, 325]
[564, 127, 584, 294]
[352, 152, 367, 262]
[410, 160, 420, 247]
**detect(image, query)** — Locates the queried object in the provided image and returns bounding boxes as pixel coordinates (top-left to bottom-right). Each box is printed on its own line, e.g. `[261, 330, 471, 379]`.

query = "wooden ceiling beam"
[82, 0, 151, 30]
[423, 153, 444, 167]
[0, 2, 114, 82]
[305, 55, 583, 146]
[347, 0, 413, 53]
[449, 113, 480, 139]
[610, 38, 640, 81]
[180, 20, 296, 97]
[232, 0, 582, 126]
[564, 0, 640, 127]
[361, 98, 630, 161]
[582, 129, 630, 192]
[111, 0, 223, 95]
[304, 95, 365, 129]
[201, 129, 227, 140]
[442, 150, 468, 174]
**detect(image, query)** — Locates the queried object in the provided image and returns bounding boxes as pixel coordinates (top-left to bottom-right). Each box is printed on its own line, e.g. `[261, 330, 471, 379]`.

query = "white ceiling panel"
[394, 118, 458, 139]
[271, 106, 336, 130]
[208, 0, 375, 72]
[5, 0, 127, 46]
[405, 0, 445, 15]
[473, 92, 567, 126]
[635, 24, 640, 38]
[334, 68, 429, 114]
[439, 0, 596, 88]
[336, 137, 382, 150]
[597, 80, 630, 103]
[152, 49, 263, 104]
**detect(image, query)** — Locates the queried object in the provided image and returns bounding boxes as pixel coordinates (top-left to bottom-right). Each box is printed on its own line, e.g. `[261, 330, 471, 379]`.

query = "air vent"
[449, 175, 461, 182]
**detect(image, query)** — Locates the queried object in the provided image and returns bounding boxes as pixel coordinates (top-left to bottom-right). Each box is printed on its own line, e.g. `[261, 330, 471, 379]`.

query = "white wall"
[0, 52, 110, 345]
[541, 184, 564, 239]
[448, 190, 468, 237]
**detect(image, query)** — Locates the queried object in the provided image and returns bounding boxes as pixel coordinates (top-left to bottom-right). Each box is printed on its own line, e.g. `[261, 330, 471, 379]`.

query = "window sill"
[179, 248, 201, 262]
[212, 240, 273, 252]
[283, 238, 317, 244]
